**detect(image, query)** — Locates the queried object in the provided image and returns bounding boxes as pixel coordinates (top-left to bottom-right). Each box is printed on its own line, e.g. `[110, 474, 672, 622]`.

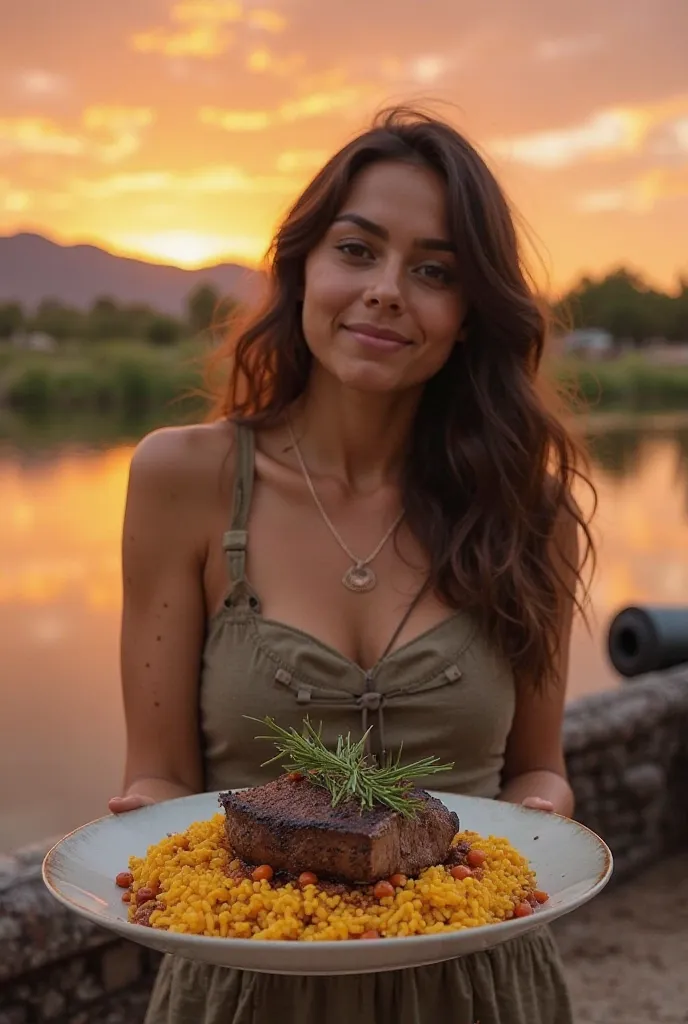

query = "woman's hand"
[108, 777, 196, 814]
[521, 796, 555, 812]
[109, 793, 156, 814]
[499, 769, 573, 817]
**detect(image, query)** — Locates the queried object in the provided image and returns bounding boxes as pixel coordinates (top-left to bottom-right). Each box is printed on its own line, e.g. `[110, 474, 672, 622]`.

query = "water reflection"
[585, 424, 688, 506]
[585, 428, 644, 480]
[0, 447, 129, 610]
[1, 419, 687, 853]
[673, 428, 688, 514]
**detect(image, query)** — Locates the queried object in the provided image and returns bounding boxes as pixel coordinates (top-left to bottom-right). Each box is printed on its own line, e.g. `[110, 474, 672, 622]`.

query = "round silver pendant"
[342, 564, 377, 593]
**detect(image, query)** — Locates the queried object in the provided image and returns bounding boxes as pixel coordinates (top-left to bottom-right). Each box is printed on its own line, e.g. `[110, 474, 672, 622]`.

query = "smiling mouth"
[343, 323, 412, 348]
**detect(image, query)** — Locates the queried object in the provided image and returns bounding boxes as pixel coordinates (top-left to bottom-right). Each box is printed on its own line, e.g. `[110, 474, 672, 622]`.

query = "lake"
[1, 416, 688, 855]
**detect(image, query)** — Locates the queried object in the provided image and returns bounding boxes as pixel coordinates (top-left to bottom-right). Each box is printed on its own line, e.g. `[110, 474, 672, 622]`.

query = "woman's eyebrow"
[332, 212, 455, 252]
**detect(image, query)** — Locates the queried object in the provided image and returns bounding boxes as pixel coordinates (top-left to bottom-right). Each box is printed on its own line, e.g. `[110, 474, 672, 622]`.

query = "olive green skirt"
[144, 928, 572, 1024]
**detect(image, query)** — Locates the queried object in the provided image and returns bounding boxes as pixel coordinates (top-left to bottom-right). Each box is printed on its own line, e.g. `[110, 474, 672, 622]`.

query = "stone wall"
[2, 666, 688, 1024]
[0, 839, 160, 1024]
[563, 667, 688, 876]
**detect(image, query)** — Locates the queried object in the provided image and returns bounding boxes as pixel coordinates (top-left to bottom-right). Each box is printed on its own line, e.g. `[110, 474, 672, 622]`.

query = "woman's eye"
[417, 263, 454, 285]
[336, 241, 373, 259]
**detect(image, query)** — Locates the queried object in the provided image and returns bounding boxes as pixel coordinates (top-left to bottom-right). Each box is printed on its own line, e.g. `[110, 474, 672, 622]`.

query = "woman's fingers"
[108, 794, 155, 814]
[521, 796, 555, 812]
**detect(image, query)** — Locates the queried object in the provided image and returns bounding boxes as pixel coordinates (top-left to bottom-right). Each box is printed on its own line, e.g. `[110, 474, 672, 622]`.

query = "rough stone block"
[102, 943, 142, 993]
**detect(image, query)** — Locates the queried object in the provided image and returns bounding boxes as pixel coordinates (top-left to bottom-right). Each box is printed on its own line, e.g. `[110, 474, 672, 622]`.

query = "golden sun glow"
[109, 230, 267, 268]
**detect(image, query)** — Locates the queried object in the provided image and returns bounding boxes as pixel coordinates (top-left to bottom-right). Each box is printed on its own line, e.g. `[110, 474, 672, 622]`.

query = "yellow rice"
[125, 814, 538, 940]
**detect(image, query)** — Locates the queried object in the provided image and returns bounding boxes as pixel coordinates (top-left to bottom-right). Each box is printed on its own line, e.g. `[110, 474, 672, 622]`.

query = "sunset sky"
[1, 0, 687, 293]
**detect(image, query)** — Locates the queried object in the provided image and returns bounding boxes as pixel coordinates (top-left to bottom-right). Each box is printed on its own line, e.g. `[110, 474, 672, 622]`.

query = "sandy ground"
[552, 851, 688, 1023]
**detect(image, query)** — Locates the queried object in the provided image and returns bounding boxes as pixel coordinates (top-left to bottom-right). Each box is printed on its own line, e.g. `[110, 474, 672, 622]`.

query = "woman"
[110, 107, 594, 1024]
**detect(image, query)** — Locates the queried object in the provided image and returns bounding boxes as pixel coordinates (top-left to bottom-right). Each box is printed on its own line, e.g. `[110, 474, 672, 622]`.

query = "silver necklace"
[287, 419, 404, 593]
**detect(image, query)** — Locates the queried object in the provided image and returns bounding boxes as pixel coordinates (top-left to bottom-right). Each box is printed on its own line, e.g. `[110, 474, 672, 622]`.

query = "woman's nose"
[362, 263, 405, 313]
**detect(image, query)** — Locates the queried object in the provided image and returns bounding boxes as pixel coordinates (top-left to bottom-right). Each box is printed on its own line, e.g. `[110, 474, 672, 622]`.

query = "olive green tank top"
[199, 424, 516, 795]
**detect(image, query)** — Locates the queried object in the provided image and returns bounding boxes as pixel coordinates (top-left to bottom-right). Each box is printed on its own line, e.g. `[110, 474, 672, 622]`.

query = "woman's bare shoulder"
[127, 420, 236, 497]
[123, 420, 238, 566]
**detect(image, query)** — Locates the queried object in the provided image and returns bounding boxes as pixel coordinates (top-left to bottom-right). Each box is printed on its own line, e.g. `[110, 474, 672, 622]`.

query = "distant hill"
[0, 233, 263, 315]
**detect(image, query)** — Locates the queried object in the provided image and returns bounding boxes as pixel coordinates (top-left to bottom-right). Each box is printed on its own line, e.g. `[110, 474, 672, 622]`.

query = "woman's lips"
[343, 324, 412, 352]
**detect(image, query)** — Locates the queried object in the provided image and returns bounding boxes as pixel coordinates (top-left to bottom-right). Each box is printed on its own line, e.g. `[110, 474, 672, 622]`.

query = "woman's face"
[301, 160, 465, 394]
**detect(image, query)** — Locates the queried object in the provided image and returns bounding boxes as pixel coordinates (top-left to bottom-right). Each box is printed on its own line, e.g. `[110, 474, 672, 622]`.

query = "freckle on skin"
[145, 662, 150, 668]
[163, 602, 169, 609]
[154, 701, 160, 708]
[156, 636, 162, 641]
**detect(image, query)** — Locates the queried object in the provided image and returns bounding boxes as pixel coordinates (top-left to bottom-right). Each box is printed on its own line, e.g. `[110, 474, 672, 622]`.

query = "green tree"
[0, 302, 24, 339]
[671, 278, 688, 342]
[187, 283, 219, 334]
[147, 315, 181, 346]
[558, 268, 686, 344]
[87, 297, 124, 341]
[118, 303, 157, 340]
[31, 299, 84, 341]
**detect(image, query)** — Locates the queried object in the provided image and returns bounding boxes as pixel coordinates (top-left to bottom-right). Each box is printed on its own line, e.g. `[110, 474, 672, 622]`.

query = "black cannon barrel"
[607, 605, 688, 678]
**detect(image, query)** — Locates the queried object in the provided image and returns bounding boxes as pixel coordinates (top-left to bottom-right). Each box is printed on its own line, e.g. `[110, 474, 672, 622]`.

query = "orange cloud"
[0, 117, 84, 156]
[492, 94, 688, 169]
[173, 1, 243, 22]
[131, 1, 285, 59]
[200, 85, 370, 133]
[78, 164, 297, 198]
[275, 149, 329, 173]
[280, 88, 363, 122]
[578, 166, 688, 214]
[131, 0, 242, 57]
[246, 48, 305, 76]
[534, 34, 603, 62]
[81, 105, 154, 162]
[200, 107, 272, 131]
[131, 24, 234, 57]
[492, 110, 637, 168]
[13, 70, 71, 97]
[247, 9, 287, 32]
[0, 107, 153, 163]
[406, 55, 449, 84]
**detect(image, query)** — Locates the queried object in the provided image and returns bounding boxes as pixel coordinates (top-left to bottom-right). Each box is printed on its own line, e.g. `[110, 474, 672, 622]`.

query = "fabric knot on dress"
[357, 691, 383, 712]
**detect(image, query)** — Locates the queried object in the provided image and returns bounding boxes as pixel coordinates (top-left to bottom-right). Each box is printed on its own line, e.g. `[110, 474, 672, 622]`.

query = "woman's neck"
[288, 368, 421, 494]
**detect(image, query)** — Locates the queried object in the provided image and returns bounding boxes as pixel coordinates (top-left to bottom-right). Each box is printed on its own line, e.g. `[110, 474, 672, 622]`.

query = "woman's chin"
[337, 371, 407, 395]
[320, 355, 417, 396]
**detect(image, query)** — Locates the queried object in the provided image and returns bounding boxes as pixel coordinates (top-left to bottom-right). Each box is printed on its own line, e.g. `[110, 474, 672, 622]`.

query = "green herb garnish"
[248, 716, 453, 819]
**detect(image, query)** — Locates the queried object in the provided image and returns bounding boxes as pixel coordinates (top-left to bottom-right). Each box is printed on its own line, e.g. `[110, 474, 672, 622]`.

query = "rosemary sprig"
[247, 716, 454, 819]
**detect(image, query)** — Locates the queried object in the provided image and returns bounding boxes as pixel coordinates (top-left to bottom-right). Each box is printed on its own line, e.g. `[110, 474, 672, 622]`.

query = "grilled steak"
[219, 775, 460, 883]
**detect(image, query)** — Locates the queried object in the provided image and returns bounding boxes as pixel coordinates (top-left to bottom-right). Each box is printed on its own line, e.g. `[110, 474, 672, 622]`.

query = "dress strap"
[361, 582, 431, 759]
[222, 423, 258, 605]
[377, 583, 430, 664]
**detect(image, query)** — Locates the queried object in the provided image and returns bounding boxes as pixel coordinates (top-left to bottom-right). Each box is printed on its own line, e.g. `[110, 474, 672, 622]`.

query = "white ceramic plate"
[43, 791, 612, 976]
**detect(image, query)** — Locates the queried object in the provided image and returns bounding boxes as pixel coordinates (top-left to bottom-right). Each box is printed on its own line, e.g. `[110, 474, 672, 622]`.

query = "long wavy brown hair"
[206, 106, 596, 690]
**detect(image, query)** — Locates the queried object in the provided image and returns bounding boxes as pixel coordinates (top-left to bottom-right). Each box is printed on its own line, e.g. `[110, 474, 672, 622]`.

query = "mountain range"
[0, 233, 263, 316]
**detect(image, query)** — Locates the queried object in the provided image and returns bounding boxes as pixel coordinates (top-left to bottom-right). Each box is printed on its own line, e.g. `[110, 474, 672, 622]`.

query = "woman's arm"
[498, 501, 580, 817]
[110, 428, 210, 811]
